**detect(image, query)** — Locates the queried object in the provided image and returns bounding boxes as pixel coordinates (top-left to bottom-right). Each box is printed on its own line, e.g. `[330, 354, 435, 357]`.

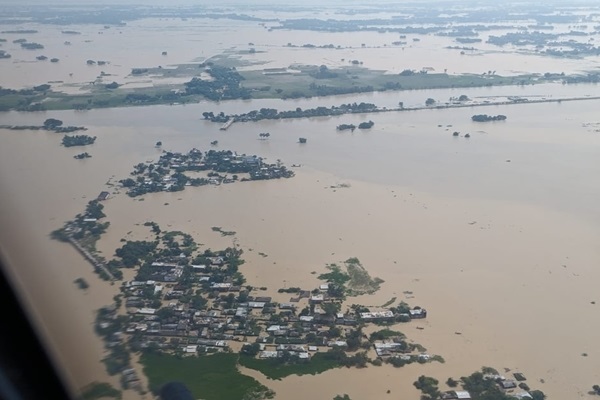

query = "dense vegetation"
[141, 353, 274, 400]
[184, 65, 250, 101]
[74, 152, 92, 159]
[204, 102, 378, 123]
[358, 120, 374, 129]
[62, 134, 97, 147]
[471, 114, 507, 122]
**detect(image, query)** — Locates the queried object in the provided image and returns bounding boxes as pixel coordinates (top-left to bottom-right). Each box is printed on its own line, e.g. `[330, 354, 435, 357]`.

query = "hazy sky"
[0, 0, 592, 8]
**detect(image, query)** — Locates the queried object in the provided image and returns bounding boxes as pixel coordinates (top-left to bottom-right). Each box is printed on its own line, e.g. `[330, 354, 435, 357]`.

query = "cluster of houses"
[95, 245, 431, 364]
[440, 371, 535, 400]
[119, 148, 294, 197]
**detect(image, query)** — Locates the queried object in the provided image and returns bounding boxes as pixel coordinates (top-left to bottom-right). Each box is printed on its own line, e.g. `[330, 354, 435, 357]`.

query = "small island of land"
[62, 134, 97, 147]
[119, 148, 294, 197]
[74, 152, 92, 159]
[471, 114, 507, 122]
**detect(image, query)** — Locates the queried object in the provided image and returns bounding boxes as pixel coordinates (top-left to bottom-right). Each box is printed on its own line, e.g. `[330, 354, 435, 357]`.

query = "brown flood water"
[1, 93, 600, 399]
[1, 13, 600, 400]
[1, 16, 599, 91]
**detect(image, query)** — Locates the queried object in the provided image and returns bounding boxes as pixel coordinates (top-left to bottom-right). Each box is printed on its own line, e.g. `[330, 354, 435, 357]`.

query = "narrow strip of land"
[66, 235, 115, 281]
[207, 95, 600, 125]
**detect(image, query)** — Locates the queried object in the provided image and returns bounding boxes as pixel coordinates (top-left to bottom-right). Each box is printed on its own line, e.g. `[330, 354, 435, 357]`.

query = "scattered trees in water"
[337, 124, 356, 131]
[74, 152, 92, 159]
[425, 97, 436, 106]
[62, 134, 97, 147]
[105, 81, 120, 89]
[471, 114, 507, 122]
[74, 277, 89, 290]
[44, 118, 63, 129]
[456, 37, 482, 43]
[2, 29, 37, 34]
[337, 121, 374, 131]
[358, 120, 374, 129]
[20, 42, 44, 49]
[204, 102, 379, 124]
[333, 395, 351, 400]
[0, 118, 89, 133]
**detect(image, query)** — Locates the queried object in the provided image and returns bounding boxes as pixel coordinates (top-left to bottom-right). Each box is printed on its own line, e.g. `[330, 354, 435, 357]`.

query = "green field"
[238, 353, 342, 380]
[0, 57, 542, 112]
[241, 65, 529, 100]
[140, 353, 274, 400]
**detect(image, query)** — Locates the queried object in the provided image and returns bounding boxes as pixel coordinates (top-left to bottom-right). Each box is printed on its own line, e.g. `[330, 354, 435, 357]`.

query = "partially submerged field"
[0, 59, 540, 112]
[141, 353, 274, 400]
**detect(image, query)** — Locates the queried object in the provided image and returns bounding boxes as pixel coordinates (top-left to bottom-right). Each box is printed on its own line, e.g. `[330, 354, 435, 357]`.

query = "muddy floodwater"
[1, 7, 600, 400]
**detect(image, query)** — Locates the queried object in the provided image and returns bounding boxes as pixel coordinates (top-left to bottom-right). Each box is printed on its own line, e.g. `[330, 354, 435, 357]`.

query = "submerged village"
[51, 146, 548, 400]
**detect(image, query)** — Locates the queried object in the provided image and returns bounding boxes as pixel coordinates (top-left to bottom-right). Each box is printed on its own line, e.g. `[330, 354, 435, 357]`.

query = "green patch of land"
[241, 64, 527, 100]
[212, 226, 237, 236]
[0, 56, 553, 112]
[141, 352, 274, 400]
[319, 257, 383, 297]
[239, 353, 342, 380]
[345, 257, 384, 295]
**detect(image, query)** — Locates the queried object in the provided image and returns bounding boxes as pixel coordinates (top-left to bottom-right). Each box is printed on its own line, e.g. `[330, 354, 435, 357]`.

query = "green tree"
[414, 375, 440, 399]
[446, 377, 458, 387]
[43, 118, 63, 129]
[156, 307, 175, 320]
[333, 395, 351, 400]
[241, 343, 261, 357]
[322, 302, 341, 316]
[530, 390, 546, 400]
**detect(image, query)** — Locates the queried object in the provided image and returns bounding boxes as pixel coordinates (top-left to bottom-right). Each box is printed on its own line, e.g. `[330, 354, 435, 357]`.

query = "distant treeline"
[471, 114, 507, 122]
[203, 102, 379, 123]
